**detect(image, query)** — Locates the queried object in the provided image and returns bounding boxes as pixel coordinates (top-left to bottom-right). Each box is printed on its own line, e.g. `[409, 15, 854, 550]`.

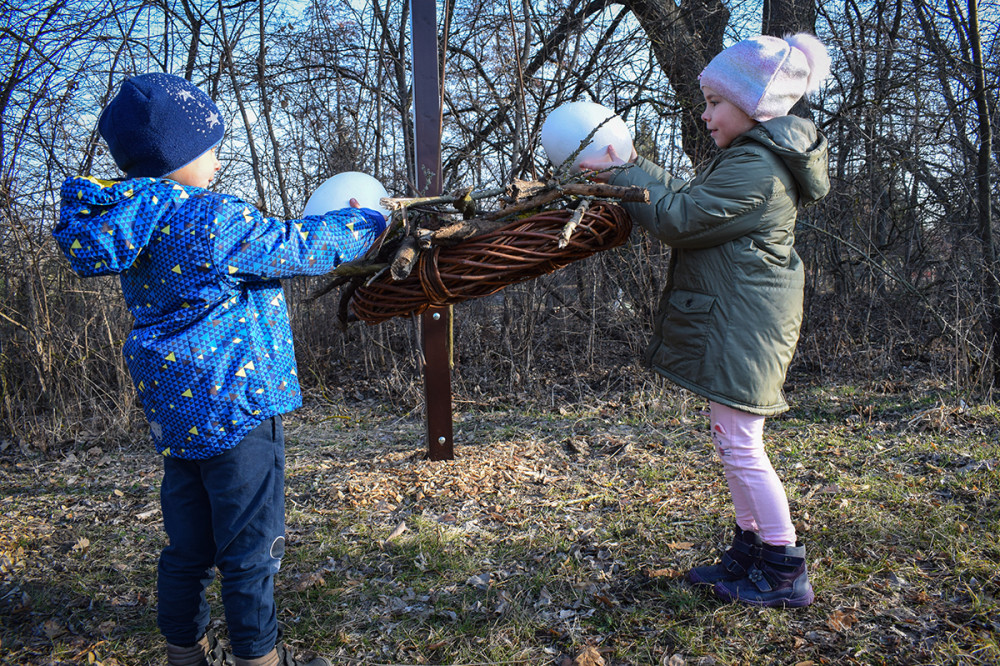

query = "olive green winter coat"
[610, 116, 830, 415]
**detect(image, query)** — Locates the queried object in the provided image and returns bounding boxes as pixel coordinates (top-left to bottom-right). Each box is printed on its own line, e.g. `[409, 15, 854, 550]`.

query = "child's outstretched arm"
[610, 147, 781, 249]
[209, 195, 388, 282]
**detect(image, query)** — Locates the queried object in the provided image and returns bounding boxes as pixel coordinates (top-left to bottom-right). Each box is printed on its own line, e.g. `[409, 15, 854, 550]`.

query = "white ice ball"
[540, 101, 634, 174]
[303, 171, 390, 218]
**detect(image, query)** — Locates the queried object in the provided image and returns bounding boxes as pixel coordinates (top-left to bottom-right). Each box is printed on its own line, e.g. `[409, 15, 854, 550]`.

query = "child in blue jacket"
[53, 73, 387, 666]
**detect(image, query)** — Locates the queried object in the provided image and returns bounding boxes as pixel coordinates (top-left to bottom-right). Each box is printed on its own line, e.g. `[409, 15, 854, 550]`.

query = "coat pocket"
[658, 289, 716, 362]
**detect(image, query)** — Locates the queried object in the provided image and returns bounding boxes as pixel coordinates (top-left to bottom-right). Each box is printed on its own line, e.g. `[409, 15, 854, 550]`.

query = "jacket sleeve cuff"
[358, 207, 389, 235]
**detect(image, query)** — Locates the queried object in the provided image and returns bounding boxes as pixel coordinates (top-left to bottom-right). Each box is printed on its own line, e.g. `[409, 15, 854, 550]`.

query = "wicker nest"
[349, 201, 632, 324]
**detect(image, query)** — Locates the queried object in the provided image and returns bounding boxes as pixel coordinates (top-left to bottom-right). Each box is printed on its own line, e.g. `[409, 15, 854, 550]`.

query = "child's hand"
[579, 144, 635, 183]
[349, 197, 389, 220]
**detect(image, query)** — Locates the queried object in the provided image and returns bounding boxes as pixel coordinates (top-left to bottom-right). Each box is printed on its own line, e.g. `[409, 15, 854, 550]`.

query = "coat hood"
[737, 116, 830, 205]
[53, 176, 182, 276]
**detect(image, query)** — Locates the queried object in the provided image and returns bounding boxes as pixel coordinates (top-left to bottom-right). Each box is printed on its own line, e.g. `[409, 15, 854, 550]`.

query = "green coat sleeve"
[611, 148, 777, 250]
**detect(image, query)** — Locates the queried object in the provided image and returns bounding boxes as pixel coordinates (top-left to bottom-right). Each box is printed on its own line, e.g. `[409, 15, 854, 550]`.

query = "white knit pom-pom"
[785, 32, 831, 95]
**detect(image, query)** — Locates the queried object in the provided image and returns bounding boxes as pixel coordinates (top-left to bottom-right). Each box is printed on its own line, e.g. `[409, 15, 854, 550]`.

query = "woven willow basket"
[350, 201, 632, 324]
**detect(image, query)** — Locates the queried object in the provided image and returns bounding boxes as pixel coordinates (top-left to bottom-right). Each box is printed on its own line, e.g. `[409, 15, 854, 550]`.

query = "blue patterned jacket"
[53, 176, 386, 459]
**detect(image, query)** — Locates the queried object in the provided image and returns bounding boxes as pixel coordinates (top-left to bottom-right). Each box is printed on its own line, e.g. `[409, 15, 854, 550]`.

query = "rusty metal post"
[411, 0, 454, 460]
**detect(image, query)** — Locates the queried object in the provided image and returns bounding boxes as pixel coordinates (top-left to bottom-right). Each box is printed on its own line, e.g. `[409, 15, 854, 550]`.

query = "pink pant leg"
[710, 401, 796, 546]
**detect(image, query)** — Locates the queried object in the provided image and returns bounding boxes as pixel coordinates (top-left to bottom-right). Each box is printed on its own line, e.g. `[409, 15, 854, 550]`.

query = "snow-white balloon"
[303, 171, 390, 217]
[541, 101, 634, 174]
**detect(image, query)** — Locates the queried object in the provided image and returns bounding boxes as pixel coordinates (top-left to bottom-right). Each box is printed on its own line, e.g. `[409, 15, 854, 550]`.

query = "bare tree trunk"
[178, 0, 203, 81]
[257, 0, 291, 217]
[621, 0, 727, 165]
[372, 0, 414, 192]
[761, 0, 822, 119]
[218, 0, 268, 210]
[967, 0, 999, 384]
[762, 0, 817, 36]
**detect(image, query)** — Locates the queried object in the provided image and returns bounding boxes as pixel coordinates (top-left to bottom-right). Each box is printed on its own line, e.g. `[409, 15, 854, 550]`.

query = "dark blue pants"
[157, 416, 285, 659]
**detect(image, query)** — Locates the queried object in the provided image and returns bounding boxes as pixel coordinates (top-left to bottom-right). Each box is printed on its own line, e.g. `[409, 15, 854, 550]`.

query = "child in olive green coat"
[582, 33, 831, 607]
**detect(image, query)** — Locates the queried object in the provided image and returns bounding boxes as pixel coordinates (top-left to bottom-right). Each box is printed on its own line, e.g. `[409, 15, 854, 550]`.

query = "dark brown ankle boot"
[233, 644, 331, 666]
[167, 630, 232, 666]
[713, 542, 814, 607]
[687, 524, 762, 586]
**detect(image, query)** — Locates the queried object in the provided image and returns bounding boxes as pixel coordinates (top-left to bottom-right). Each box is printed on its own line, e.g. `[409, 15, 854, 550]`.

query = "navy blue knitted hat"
[98, 73, 225, 178]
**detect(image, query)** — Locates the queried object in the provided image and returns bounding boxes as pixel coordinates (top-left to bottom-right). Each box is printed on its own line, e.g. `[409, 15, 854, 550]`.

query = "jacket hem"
[154, 402, 298, 460]
[648, 366, 789, 417]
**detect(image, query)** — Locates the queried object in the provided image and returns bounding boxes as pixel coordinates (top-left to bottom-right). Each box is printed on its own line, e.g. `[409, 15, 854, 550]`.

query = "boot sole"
[713, 584, 815, 608]
[687, 570, 716, 586]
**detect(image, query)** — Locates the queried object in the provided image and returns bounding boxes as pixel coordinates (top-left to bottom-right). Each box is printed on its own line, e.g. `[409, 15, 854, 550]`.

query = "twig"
[308, 275, 349, 301]
[333, 260, 389, 278]
[485, 182, 647, 223]
[507, 179, 549, 201]
[390, 236, 420, 281]
[417, 218, 509, 248]
[381, 186, 505, 212]
[560, 182, 646, 203]
[559, 197, 592, 248]
[554, 114, 617, 179]
[307, 261, 388, 301]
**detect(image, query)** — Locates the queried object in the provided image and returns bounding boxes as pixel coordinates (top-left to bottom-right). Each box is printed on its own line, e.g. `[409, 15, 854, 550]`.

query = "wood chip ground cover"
[1, 381, 998, 665]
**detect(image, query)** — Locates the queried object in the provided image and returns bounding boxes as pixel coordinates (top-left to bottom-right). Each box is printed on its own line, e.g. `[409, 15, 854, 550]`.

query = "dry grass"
[2, 375, 999, 665]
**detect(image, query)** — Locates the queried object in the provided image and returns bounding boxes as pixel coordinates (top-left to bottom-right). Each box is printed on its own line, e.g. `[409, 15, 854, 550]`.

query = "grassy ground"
[2, 376, 999, 665]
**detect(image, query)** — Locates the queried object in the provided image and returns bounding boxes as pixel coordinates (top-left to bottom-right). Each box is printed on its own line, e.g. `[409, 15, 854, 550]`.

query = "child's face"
[701, 87, 758, 148]
[168, 147, 220, 188]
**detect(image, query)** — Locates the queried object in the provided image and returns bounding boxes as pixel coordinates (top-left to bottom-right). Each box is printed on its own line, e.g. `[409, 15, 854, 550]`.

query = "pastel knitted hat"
[699, 33, 831, 121]
[98, 73, 225, 178]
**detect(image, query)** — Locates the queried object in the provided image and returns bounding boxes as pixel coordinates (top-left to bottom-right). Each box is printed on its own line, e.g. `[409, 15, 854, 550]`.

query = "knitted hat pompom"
[699, 33, 831, 121]
[784, 32, 832, 96]
[99, 73, 225, 179]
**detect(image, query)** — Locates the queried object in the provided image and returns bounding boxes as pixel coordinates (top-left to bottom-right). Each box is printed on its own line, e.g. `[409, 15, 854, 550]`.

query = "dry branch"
[559, 198, 592, 248]
[390, 237, 420, 281]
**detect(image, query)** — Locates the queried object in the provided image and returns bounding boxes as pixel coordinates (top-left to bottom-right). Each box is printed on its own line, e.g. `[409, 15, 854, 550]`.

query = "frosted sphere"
[303, 171, 390, 217]
[540, 101, 634, 174]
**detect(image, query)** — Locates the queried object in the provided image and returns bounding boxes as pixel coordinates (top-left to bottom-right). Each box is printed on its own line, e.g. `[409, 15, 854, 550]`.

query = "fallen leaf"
[667, 542, 694, 550]
[72, 537, 90, 553]
[386, 521, 407, 542]
[466, 572, 491, 590]
[293, 571, 326, 591]
[574, 645, 605, 666]
[43, 619, 67, 639]
[827, 609, 858, 632]
[592, 593, 618, 607]
[645, 567, 683, 579]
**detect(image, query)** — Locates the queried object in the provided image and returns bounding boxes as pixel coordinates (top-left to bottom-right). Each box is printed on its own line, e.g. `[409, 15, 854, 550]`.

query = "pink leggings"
[710, 401, 796, 546]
